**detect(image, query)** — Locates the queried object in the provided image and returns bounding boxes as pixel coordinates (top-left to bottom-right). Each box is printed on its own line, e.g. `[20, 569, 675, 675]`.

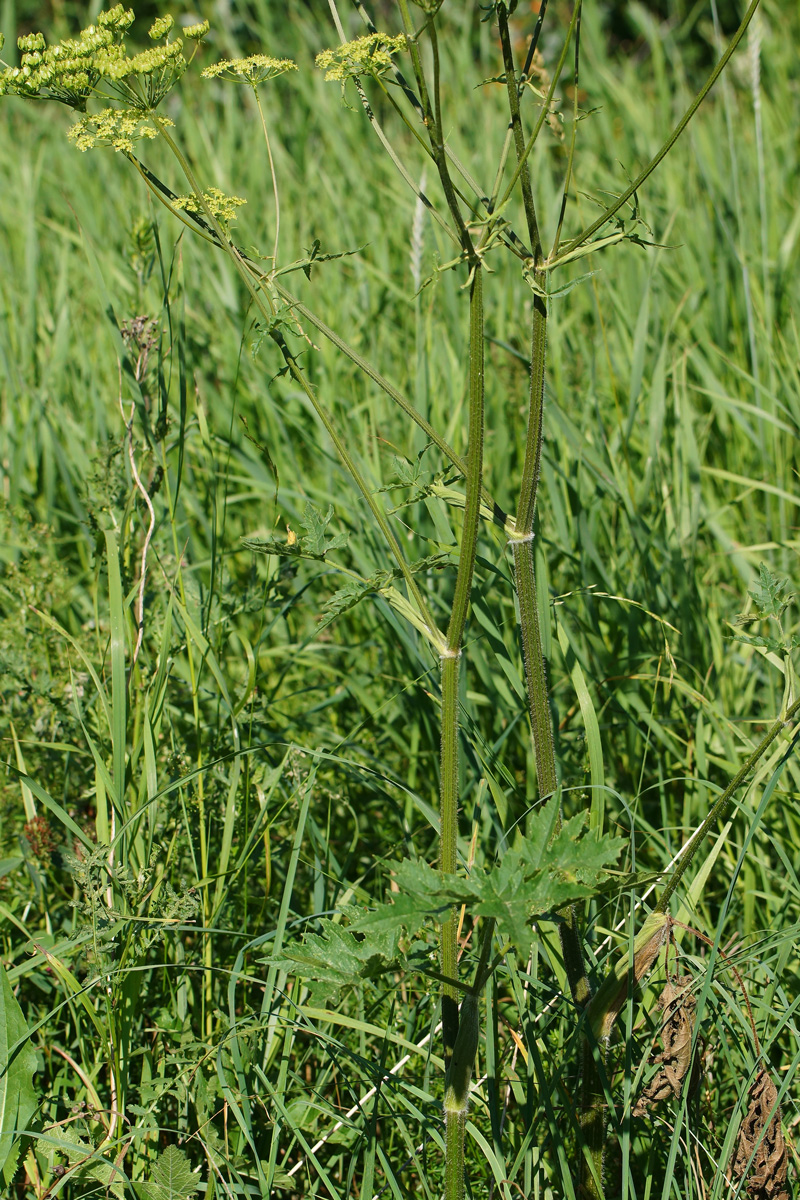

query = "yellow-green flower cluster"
[201, 54, 296, 86]
[95, 37, 186, 107]
[172, 186, 246, 232]
[67, 105, 172, 151]
[183, 20, 210, 41]
[0, 6, 201, 114]
[148, 14, 173, 40]
[0, 8, 133, 108]
[315, 33, 406, 83]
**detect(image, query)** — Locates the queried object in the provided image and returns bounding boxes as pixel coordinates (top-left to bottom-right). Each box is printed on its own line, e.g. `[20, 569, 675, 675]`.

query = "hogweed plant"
[0, 1, 798, 1198]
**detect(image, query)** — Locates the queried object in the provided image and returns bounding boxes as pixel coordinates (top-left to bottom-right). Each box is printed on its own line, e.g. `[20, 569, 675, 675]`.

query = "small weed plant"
[0, 1, 798, 1198]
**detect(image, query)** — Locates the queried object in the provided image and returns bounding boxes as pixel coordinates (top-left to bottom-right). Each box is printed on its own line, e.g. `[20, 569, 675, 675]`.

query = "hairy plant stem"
[513, 290, 602, 1197]
[440, 262, 485, 1049]
[493, 2, 581, 232]
[439, 646, 460, 1066]
[497, 24, 598, 1161]
[442, 921, 497, 1200]
[511, 375, 554, 803]
[394, 17, 488, 1195]
[438, 264, 485, 1200]
[444, 1110, 467, 1200]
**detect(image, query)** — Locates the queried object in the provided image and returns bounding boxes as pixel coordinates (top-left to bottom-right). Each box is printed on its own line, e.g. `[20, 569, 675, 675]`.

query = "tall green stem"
[510, 283, 604, 1200]
[439, 264, 485, 1200]
[511, 289, 601, 1197]
[512, 463, 553, 782]
[497, 12, 595, 1177]
[445, 268, 485, 655]
[439, 647, 460, 1066]
[497, 2, 542, 262]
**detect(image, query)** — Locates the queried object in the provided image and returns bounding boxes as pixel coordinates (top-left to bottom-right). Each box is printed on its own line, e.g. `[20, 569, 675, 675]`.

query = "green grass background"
[1, 0, 799, 1196]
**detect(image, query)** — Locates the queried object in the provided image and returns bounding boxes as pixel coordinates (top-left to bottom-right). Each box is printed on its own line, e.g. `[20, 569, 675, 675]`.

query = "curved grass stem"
[656, 694, 800, 913]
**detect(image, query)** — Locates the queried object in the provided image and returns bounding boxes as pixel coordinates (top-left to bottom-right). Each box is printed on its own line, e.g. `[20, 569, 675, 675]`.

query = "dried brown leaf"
[633, 975, 696, 1118]
[731, 1069, 789, 1200]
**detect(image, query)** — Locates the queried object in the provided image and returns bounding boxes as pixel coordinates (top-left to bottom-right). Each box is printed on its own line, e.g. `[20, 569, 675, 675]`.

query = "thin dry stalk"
[633, 975, 696, 1117]
[731, 1069, 789, 1200]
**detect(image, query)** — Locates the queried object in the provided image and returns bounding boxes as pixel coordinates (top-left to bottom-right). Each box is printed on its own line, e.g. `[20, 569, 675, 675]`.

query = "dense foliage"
[0, 0, 798, 1196]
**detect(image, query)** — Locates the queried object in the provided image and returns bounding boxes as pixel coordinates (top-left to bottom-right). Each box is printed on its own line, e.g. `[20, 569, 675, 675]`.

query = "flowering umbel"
[315, 33, 406, 83]
[201, 54, 297, 87]
[0, 11, 133, 110]
[0, 4, 208, 118]
[68, 106, 173, 152]
[171, 187, 247, 233]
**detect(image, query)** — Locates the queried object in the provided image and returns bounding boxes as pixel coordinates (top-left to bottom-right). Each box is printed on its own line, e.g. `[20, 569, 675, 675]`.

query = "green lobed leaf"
[242, 501, 349, 562]
[748, 562, 791, 618]
[300, 501, 348, 557]
[264, 917, 403, 1006]
[730, 632, 786, 654]
[355, 800, 625, 958]
[391, 454, 418, 486]
[319, 554, 450, 630]
[260, 803, 623, 1000]
[137, 1145, 198, 1200]
[319, 572, 393, 627]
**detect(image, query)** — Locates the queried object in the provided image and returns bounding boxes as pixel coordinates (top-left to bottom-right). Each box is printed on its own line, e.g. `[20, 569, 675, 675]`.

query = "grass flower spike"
[315, 33, 406, 82]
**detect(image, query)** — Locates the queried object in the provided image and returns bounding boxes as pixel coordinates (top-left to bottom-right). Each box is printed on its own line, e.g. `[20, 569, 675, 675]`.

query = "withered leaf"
[633, 975, 696, 1118]
[731, 1069, 789, 1200]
